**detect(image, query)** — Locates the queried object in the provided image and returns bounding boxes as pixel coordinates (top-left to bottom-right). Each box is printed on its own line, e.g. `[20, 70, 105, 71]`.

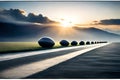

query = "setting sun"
[59, 19, 74, 28]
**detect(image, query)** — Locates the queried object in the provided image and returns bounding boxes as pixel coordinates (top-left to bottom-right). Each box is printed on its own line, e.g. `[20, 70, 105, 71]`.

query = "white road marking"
[0, 44, 101, 61]
[0, 43, 109, 78]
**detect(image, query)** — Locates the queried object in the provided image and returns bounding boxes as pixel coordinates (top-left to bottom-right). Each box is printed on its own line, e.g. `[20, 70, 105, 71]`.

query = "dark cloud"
[0, 8, 55, 24]
[0, 9, 26, 21]
[27, 13, 54, 23]
[99, 19, 120, 25]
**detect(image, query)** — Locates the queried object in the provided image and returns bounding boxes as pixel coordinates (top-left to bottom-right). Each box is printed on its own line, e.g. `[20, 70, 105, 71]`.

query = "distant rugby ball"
[71, 41, 78, 46]
[60, 40, 69, 46]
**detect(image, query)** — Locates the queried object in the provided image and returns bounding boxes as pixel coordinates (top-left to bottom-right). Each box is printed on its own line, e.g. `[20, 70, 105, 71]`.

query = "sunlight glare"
[60, 19, 74, 28]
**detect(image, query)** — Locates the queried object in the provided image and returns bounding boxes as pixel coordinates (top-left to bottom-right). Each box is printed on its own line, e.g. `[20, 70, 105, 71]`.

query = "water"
[26, 43, 120, 79]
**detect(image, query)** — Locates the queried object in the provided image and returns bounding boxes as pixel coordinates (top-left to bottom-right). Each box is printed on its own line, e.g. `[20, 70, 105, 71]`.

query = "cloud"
[0, 9, 26, 22]
[99, 19, 120, 25]
[27, 13, 54, 23]
[0, 8, 55, 24]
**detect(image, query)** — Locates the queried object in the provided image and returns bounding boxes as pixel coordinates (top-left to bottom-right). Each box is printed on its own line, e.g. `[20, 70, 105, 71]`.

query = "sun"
[60, 19, 74, 28]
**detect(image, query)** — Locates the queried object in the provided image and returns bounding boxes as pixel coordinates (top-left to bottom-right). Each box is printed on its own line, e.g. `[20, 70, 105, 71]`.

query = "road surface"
[1, 43, 118, 79]
[26, 43, 120, 79]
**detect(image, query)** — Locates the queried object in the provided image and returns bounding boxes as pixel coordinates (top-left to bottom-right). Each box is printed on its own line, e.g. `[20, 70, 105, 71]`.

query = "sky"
[0, 2, 120, 23]
[0, 1, 120, 34]
[0, 1, 120, 41]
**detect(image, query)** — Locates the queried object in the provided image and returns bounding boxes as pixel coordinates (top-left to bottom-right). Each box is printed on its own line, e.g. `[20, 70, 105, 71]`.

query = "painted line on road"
[0, 44, 103, 61]
[0, 43, 109, 78]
